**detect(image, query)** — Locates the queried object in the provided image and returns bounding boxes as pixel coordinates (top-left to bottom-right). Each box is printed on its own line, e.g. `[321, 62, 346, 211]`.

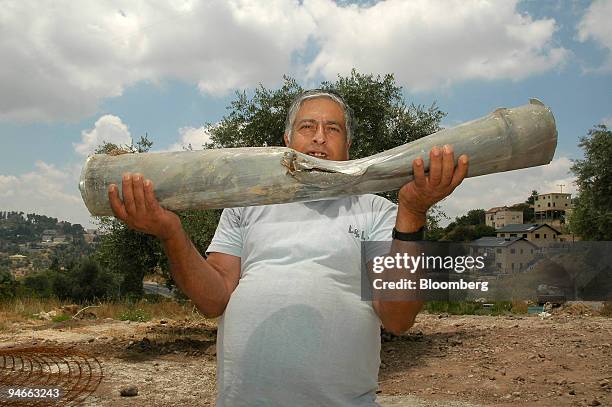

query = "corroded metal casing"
[79, 99, 557, 216]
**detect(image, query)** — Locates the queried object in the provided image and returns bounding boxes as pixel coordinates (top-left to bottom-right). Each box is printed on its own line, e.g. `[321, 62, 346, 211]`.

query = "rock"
[568, 389, 576, 395]
[88, 338, 95, 343]
[588, 400, 601, 406]
[160, 320, 167, 325]
[120, 386, 139, 397]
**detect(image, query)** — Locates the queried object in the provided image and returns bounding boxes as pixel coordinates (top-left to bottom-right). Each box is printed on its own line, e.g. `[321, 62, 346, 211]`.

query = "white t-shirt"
[206, 194, 397, 406]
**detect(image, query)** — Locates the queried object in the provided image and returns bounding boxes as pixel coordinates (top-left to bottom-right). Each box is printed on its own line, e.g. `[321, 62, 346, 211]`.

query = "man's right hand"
[108, 172, 182, 241]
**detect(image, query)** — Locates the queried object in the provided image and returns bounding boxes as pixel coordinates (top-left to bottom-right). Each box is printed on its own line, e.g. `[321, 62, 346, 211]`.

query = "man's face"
[284, 97, 351, 161]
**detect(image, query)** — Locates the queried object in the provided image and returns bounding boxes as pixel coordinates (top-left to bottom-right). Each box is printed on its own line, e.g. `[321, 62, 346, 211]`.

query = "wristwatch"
[392, 226, 425, 241]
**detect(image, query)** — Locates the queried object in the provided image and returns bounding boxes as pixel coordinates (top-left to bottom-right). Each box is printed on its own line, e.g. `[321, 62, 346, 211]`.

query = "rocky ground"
[0, 304, 610, 407]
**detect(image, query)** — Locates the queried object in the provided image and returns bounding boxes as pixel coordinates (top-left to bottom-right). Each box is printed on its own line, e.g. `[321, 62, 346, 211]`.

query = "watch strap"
[392, 226, 425, 241]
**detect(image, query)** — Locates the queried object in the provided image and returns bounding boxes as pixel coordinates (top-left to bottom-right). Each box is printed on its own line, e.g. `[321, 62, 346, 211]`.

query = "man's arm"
[373, 145, 468, 335]
[108, 173, 240, 317]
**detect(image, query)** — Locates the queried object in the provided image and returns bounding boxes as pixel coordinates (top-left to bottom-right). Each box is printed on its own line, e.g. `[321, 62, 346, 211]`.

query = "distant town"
[0, 190, 576, 281]
[0, 211, 101, 281]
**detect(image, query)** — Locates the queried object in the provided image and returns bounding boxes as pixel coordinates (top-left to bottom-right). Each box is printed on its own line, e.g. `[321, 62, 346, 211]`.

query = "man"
[108, 90, 468, 406]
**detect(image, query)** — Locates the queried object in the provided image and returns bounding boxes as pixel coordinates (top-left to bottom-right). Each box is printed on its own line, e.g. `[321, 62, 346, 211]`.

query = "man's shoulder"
[355, 194, 397, 210]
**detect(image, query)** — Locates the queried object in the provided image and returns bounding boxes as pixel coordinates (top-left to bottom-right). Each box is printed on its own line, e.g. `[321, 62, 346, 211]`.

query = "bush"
[424, 301, 516, 316]
[52, 314, 71, 323]
[118, 308, 151, 322]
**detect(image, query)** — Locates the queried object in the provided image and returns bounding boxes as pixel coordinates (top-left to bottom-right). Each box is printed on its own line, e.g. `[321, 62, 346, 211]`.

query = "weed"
[52, 314, 71, 323]
[119, 308, 151, 322]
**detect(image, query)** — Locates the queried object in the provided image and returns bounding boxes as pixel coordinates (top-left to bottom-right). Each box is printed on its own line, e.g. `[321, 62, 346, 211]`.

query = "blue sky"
[0, 0, 611, 228]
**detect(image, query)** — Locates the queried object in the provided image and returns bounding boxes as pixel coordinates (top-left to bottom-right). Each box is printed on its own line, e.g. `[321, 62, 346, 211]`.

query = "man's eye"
[301, 124, 313, 129]
[328, 126, 340, 133]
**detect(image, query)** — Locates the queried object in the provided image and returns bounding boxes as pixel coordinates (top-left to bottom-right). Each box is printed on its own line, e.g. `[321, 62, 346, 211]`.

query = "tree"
[569, 124, 612, 240]
[95, 72, 449, 297]
[92, 135, 221, 297]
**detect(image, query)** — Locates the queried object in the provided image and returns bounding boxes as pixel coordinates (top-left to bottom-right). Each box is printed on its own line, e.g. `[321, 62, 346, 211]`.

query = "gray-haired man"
[108, 90, 469, 405]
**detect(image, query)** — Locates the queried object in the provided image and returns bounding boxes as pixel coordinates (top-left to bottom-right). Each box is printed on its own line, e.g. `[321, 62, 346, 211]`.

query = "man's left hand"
[398, 144, 469, 217]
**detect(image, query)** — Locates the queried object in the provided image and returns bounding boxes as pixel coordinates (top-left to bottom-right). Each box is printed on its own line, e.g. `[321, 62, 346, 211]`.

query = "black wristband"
[392, 226, 425, 241]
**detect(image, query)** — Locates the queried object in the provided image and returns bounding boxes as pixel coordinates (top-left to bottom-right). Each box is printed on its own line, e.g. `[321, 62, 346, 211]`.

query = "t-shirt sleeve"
[206, 207, 243, 257]
[368, 195, 398, 241]
[364, 195, 397, 263]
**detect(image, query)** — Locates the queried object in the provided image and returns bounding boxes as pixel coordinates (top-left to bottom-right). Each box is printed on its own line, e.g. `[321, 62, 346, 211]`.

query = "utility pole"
[557, 184, 565, 193]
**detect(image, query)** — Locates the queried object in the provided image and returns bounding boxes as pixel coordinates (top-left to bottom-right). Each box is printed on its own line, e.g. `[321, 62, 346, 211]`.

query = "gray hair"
[284, 89, 355, 143]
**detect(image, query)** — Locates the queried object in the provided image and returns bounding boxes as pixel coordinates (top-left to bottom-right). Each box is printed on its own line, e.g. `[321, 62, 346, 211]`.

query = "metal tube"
[79, 99, 557, 216]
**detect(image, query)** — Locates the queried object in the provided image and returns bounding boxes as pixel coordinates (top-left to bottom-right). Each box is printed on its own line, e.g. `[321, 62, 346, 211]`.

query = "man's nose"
[312, 123, 326, 144]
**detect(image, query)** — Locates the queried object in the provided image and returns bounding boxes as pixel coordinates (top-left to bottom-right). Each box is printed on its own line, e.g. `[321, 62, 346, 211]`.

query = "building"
[471, 237, 540, 274]
[9, 254, 28, 267]
[534, 192, 571, 228]
[496, 223, 561, 246]
[485, 206, 523, 229]
[41, 229, 57, 243]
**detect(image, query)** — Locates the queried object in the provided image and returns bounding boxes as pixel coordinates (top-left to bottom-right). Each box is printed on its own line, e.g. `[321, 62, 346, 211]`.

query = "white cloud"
[0, 0, 315, 122]
[74, 115, 133, 156]
[0, 161, 95, 228]
[438, 157, 577, 223]
[602, 116, 612, 127]
[1, 0, 568, 123]
[577, 0, 612, 72]
[304, 0, 569, 90]
[166, 126, 212, 152]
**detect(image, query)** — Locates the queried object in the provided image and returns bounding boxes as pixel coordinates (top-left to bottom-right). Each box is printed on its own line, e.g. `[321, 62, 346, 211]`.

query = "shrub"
[119, 308, 151, 322]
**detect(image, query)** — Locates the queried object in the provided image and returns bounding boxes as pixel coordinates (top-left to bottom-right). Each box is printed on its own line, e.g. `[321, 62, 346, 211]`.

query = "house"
[485, 206, 523, 229]
[9, 254, 28, 267]
[496, 223, 561, 246]
[471, 237, 540, 274]
[41, 229, 57, 242]
[534, 192, 571, 228]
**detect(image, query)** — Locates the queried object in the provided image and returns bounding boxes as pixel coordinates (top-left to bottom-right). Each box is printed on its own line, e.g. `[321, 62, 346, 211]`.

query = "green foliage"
[0, 270, 19, 300]
[118, 308, 151, 322]
[441, 209, 495, 242]
[22, 271, 55, 298]
[9, 258, 119, 302]
[569, 124, 612, 240]
[425, 301, 514, 316]
[52, 314, 71, 323]
[69, 257, 120, 302]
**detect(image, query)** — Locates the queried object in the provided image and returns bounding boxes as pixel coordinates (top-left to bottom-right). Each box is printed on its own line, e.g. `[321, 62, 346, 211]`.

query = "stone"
[120, 386, 139, 397]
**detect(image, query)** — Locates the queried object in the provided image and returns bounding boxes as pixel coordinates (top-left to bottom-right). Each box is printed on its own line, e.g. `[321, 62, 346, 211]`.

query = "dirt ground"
[0, 307, 610, 407]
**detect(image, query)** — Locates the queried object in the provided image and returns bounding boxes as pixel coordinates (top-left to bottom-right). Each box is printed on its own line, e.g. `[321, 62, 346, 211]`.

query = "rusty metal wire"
[0, 347, 103, 406]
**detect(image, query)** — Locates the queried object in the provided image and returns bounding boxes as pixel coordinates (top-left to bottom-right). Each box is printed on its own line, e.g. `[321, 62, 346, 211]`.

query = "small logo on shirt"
[348, 225, 366, 240]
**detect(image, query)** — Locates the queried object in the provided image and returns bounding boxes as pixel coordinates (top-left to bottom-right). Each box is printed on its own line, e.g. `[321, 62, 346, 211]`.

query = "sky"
[0, 0, 611, 229]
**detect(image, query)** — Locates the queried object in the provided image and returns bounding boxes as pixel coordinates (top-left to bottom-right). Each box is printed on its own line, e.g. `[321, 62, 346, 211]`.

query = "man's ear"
[283, 133, 290, 147]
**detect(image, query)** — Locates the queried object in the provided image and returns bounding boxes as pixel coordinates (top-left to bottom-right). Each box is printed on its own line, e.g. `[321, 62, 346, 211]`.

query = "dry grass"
[510, 300, 529, 314]
[94, 299, 207, 321]
[601, 301, 612, 317]
[0, 297, 210, 324]
[0, 297, 67, 323]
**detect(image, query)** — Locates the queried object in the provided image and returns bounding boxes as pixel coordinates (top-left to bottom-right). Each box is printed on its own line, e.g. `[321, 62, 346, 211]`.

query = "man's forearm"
[374, 206, 426, 335]
[160, 226, 230, 317]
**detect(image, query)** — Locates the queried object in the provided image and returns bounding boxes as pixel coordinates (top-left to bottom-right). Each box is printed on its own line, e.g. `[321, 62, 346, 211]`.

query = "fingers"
[108, 184, 128, 220]
[450, 154, 469, 189]
[429, 146, 442, 186]
[122, 173, 137, 216]
[440, 145, 454, 187]
[412, 156, 426, 188]
[132, 173, 147, 214]
[144, 179, 161, 212]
